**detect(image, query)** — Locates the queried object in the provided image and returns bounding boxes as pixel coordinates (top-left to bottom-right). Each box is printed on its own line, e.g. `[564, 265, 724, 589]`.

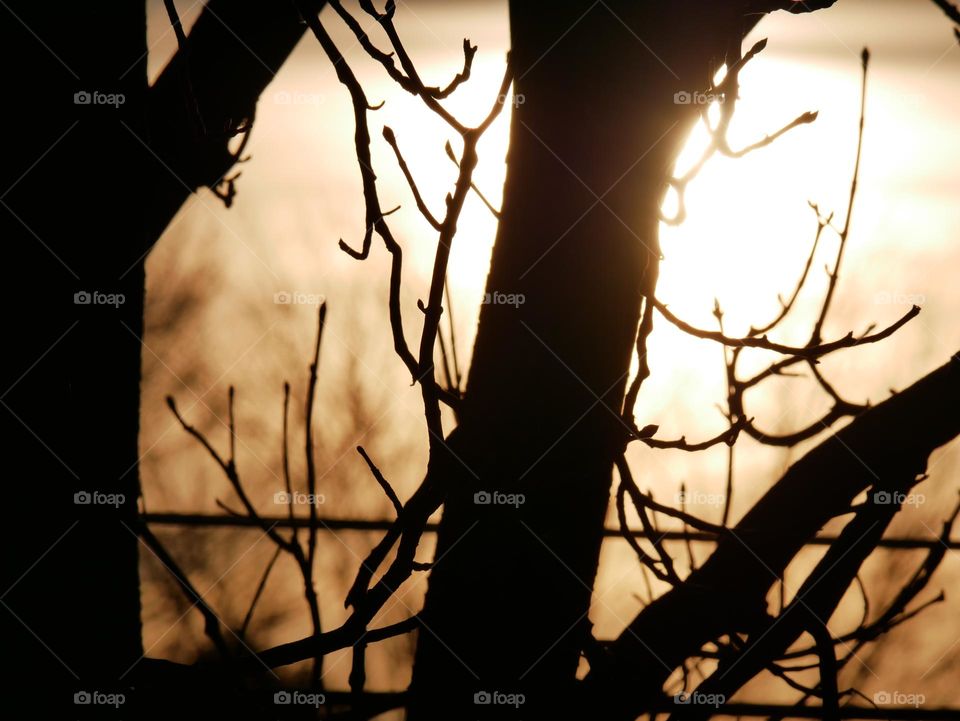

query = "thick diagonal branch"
[583, 352, 960, 718]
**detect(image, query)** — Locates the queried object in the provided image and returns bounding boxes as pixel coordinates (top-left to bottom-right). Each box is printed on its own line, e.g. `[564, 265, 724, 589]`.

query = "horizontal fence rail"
[140, 513, 960, 550]
[138, 514, 960, 718]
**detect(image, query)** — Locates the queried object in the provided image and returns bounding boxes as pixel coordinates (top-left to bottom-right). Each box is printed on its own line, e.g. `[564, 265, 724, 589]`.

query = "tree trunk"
[146, 0, 326, 244]
[2, 1, 147, 705]
[409, 3, 741, 717]
[2, 2, 320, 710]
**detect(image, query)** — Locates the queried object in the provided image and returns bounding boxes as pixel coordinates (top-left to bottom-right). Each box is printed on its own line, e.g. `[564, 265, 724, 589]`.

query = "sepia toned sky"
[139, 0, 960, 705]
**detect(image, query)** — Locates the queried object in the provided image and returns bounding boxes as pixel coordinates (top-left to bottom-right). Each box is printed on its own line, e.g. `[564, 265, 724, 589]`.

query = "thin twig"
[240, 546, 283, 637]
[138, 523, 231, 658]
[810, 48, 870, 345]
[357, 446, 403, 516]
[445, 140, 501, 219]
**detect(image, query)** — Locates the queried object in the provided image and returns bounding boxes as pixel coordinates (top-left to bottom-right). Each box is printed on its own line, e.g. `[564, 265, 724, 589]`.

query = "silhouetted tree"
[5, 2, 960, 719]
[2, 0, 320, 711]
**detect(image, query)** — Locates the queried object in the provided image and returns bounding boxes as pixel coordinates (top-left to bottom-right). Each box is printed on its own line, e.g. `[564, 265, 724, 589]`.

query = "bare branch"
[166, 394, 294, 553]
[586, 352, 960, 717]
[138, 523, 231, 658]
[357, 446, 403, 516]
[653, 298, 919, 358]
[931, 0, 960, 26]
[811, 48, 870, 345]
[617, 456, 682, 585]
[445, 140, 501, 220]
[383, 126, 442, 231]
[240, 546, 282, 637]
[305, 302, 326, 576]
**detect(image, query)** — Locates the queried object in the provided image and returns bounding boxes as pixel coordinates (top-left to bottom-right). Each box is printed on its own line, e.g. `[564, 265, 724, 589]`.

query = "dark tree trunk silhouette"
[2, 2, 148, 700]
[409, 3, 746, 717]
[2, 1, 320, 706]
[146, 0, 326, 245]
